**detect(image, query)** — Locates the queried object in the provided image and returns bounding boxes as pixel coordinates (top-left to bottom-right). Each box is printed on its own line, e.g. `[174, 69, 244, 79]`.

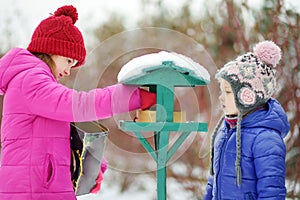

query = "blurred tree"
[93, 15, 126, 42]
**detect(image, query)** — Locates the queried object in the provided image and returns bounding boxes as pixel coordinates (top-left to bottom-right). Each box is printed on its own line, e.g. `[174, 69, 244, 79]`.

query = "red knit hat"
[27, 5, 86, 67]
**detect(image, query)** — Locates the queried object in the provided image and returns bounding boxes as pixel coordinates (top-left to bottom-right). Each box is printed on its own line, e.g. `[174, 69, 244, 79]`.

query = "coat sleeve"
[203, 175, 213, 200]
[21, 68, 141, 122]
[253, 130, 286, 199]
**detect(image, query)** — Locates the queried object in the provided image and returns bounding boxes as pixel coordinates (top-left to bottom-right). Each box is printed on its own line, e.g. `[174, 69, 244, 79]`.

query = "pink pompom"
[253, 41, 281, 67]
[54, 5, 78, 24]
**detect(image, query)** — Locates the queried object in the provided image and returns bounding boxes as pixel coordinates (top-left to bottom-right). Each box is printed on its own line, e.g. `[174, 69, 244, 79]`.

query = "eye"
[67, 59, 78, 67]
[67, 59, 73, 64]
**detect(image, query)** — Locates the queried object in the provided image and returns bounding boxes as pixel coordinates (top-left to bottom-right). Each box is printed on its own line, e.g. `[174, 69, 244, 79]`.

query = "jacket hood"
[0, 48, 52, 95]
[242, 98, 290, 138]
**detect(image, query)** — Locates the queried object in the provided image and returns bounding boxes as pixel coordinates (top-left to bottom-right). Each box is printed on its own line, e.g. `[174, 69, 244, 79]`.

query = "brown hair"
[31, 52, 56, 74]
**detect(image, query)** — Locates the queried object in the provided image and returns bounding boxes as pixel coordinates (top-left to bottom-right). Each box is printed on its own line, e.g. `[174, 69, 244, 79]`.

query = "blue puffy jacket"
[204, 98, 290, 200]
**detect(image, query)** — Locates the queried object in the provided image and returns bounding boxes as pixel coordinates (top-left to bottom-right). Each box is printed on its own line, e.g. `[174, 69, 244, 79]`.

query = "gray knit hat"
[210, 41, 282, 186]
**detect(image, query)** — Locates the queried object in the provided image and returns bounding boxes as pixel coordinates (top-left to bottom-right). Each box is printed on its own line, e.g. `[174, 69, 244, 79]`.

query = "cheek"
[224, 95, 236, 108]
[50, 64, 61, 78]
[55, 64, 64, 72]
[229, 98, 238, 112]
[52, 68, 59, 78]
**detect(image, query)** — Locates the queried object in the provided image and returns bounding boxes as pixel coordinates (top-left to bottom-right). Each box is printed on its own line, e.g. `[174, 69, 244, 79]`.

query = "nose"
[64, 69, 70, 76]
[219, 93, 224, 103]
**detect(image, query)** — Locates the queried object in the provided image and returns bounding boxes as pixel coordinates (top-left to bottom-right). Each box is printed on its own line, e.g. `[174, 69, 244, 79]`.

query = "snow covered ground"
[78, 167, 203, 200]
[77, 171, 156, 200]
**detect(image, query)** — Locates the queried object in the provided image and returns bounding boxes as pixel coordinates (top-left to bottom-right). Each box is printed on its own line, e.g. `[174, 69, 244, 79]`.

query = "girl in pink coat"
[0, 5, 155, 200]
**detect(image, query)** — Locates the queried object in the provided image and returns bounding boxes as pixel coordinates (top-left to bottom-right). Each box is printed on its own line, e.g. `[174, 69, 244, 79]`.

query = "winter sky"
[0, 0, 189, 51]
[1, 0, 300, 52]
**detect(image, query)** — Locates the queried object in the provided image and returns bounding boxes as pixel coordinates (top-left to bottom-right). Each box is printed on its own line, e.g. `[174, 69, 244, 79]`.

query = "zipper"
[248, 193, 254, 200]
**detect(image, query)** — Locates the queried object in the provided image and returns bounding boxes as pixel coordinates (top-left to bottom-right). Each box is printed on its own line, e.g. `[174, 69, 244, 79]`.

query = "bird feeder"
[118, 51, 210, 200]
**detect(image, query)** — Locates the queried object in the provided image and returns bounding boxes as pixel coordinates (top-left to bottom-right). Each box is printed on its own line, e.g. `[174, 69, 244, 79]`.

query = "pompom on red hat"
[27, 5, 86, 67]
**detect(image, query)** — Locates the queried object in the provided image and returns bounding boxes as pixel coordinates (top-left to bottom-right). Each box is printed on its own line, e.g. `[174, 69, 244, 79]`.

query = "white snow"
[77, 164, 206, 200]
[117, 51, 210, 83]
[77, 173, 157, 200]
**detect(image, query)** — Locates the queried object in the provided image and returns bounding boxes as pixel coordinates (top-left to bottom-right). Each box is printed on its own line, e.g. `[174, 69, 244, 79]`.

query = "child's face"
[51, 55, 78, 80]
[219, 79, 238, 115]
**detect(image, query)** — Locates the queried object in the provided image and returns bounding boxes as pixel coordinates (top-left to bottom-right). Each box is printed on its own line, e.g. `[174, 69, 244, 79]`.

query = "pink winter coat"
[0, 48, 141, 200]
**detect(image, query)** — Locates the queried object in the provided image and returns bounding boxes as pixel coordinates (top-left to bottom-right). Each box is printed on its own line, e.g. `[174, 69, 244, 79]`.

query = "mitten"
[90, 157, 108, 194]
[140, 89, 156, 110]
[90, 171, 103, 194]
[100, 157, 108, 173]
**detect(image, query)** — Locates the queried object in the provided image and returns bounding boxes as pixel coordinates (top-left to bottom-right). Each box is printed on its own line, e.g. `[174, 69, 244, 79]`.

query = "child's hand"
[140, 89, 156, 110]
[100, 157, 108, 174]
[90, 157, 108, 194]
[89, 171, 103, 194]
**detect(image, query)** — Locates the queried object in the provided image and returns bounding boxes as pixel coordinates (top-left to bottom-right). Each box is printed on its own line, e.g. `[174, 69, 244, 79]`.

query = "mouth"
[56, 73, 63, 80]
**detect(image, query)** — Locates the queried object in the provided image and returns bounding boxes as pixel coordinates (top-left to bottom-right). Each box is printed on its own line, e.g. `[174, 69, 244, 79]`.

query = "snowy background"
[1, 0, 300, 52]
[1, 0, 300, 199]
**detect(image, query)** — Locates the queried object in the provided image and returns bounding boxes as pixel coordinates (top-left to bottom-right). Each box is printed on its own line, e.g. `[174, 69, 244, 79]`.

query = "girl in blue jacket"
[203, 41, 290, 200]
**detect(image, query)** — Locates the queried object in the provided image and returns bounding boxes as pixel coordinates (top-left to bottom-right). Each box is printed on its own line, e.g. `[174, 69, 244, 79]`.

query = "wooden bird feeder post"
[118, 60, 209, 200]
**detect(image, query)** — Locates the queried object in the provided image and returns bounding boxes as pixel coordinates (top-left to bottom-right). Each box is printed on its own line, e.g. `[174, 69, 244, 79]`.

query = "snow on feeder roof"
[117, 51, 210, 84]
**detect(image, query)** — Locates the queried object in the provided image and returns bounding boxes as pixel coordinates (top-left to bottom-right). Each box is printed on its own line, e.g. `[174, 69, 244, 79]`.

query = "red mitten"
[90, 171, 103, 194]
[140, 89, 156, 110]
[100, 157, 108, 174]
[90, 157, 108, 194]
